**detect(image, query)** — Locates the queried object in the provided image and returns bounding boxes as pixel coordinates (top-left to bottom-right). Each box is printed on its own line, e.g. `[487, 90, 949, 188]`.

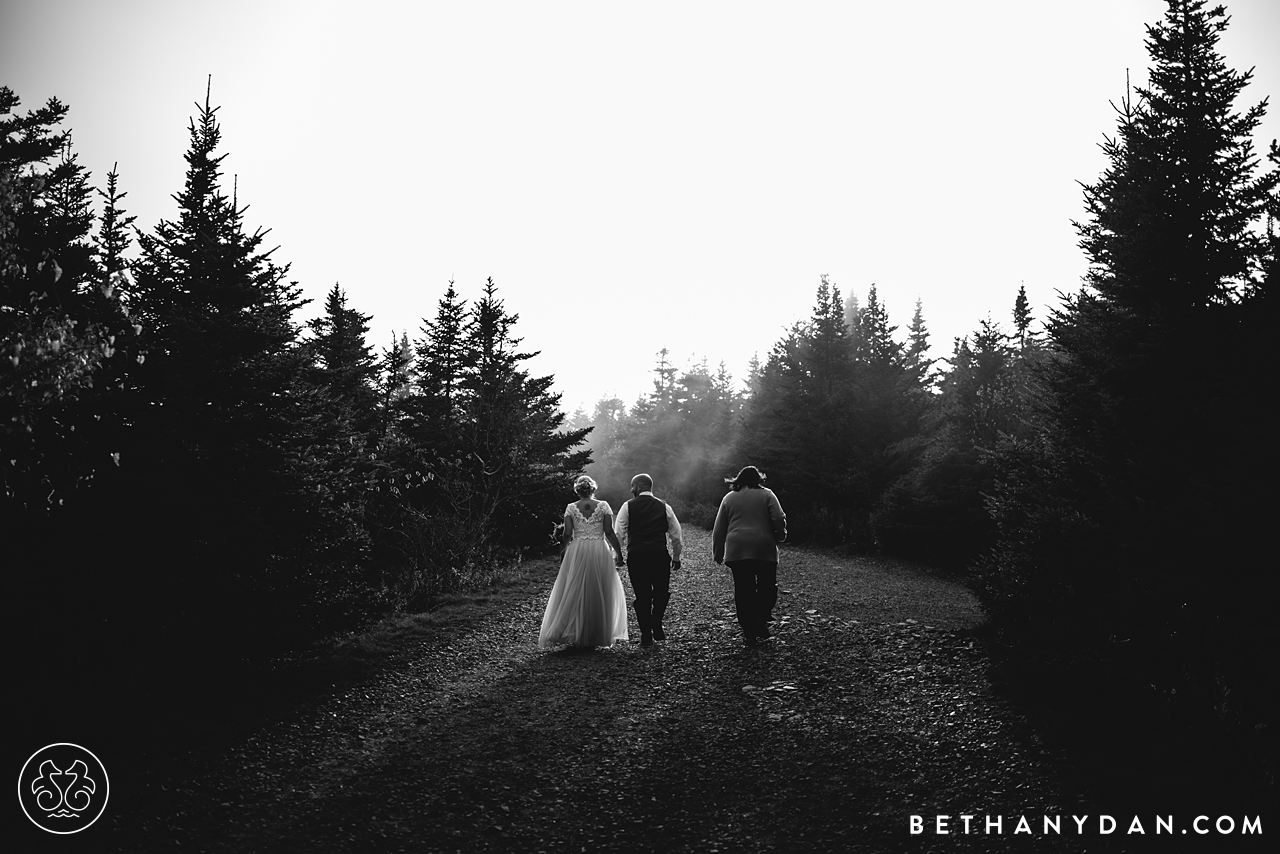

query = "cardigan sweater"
[712, 486, 787, 564]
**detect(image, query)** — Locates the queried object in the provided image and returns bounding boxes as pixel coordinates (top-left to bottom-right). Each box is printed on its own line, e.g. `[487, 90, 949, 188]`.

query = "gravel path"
[99, 528, 1078, 853]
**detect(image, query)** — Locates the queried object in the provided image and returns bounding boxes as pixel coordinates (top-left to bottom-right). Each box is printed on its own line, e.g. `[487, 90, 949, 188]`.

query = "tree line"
[569, 0, 1276, 778]
[3, 82, 586, 659]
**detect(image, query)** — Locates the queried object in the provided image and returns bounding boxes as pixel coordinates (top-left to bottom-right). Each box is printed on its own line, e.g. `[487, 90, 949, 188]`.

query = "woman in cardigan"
[712, 465, 787, 645]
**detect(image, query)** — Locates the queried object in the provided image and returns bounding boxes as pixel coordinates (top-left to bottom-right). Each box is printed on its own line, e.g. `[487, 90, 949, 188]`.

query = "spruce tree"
[873, 316, 1016, 563]
[127, 80, 308, 596]
[578, 395, 628, 494]
[307, 282, 378, 423]
[1, 90, 145, 680]
[842, 290, 861, 341]
[978, 0, 1277, 774]
[414, 279, 469, 425]
[458, 278, 589, 549]
[1012, 284, 1032, 349]
[95, 164, 136, 289]
[737, 278, 862, 540]
[380, 331, 413, 415]
[854, 284, 900, 367]
[1, 89, 130, 513]
[804, 274, 853, 398]
[379, 277, 589, 582]
[650, 347, 678, 409]
[904, 297, 934, 381]
[850, 285, 922, 481]
[44, 137, 96, 293]
[133, 82, 304, 417]
[1039, 0, 1277, 570]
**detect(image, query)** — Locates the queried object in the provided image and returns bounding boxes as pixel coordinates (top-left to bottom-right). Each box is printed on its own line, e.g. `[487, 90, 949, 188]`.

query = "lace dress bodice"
[567, 501, 611, 541]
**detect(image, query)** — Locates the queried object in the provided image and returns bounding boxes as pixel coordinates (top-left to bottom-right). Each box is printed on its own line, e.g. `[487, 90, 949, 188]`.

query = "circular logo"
[17, 743, 110, 834]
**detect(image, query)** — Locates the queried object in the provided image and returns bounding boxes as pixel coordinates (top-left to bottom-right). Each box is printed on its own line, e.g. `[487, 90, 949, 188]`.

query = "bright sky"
[4, 1, 1277, 413]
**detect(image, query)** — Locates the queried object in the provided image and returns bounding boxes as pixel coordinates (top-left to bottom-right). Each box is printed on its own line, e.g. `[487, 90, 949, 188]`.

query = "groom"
[615, 473, 683, 647]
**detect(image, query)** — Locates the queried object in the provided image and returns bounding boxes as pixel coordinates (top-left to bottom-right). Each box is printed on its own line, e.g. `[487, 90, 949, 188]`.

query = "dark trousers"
[727, 559, 778, 635]
[627, 550, 671, 633]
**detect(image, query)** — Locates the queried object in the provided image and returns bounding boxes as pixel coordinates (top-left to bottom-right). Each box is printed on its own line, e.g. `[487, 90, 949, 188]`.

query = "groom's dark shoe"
[652, 623, 666, 642]
[640, 630, 654, 647]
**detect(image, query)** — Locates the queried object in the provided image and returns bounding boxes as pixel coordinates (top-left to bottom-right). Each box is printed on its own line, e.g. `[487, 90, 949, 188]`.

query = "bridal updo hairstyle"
[573, 474, 598, 498]
[725, 465, 765, 491]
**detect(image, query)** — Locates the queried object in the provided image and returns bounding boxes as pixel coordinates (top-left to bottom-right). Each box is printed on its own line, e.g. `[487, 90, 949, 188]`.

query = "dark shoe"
[652, 624, 666, 641]
[756, 625, 771, 640]
[744, 634, 758, 647]
[640, 631, 654, 647]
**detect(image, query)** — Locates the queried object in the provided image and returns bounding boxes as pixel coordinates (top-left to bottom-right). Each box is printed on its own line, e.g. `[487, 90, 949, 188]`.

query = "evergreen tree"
[380, 331, 413, 414]
[978, 0, 1277, 770]
[905, 297, 934, 380]
[874, 298, 1045, 564]
[1012, 283, 1032, 349]
[460, 279, 589, 546]
[292, 284, 382, 601]
[650, 347, 678, 409]
[1015, 0, 1279, 596]
[668, 358, 739, 507]
[737, 278, 863, 540]
[842, 289, 861, 340]
[2, 89, 143, 680]
[563, 404, 589, 430]
[590, 396, 628, 457]
[673, 358, 712, 422]
[577, 395, 629, 497]
[133, 83, 304, 414]
[741, 280, 935, 547]
[942, 319, 1021, 448]
[592, 347, 683, 493]
[306, 282, 378, 423]
[81, 161, 144, 479]
[126, 80, 309, 605]
[376, 277, 589, 585]
[854, 284, 899, 367]
[44, 137, 96, 293]
[95, 164, 136, 289]
[850, 285, 928, 493]
[711, 361, 738, 432]
[1, 89, 130, 513]
[414, 279, 469, 425]
[743, 352, 764, 401]
[805, 274, 854, 398]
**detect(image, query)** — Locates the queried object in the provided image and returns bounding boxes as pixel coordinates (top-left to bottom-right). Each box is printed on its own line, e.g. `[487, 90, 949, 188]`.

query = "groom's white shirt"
[615, 491, 684, 560]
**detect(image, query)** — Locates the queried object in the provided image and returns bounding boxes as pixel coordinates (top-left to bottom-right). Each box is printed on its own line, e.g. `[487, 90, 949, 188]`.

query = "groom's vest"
[626, 495, 669, 554]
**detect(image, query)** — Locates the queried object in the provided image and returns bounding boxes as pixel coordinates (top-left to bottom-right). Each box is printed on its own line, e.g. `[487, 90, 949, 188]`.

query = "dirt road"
[95, 528, 1072, 852]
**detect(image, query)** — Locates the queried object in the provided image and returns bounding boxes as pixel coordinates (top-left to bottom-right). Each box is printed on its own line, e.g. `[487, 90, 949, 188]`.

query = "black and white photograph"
[4, 0, 1276, 850]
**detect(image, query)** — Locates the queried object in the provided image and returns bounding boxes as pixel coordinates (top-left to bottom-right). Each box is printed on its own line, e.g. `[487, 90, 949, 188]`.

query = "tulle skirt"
[538, 538, 629, 649]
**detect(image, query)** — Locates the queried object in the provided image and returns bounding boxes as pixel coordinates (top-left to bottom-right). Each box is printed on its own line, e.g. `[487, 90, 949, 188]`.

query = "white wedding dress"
[538, 501, 629, 649]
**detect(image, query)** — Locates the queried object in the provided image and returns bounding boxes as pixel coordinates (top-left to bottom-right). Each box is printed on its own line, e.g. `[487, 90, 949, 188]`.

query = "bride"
[538, 475, 629, 649]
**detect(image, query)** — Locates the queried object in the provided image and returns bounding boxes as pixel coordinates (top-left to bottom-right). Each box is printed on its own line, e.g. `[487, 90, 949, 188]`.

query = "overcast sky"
[4, 0, 1277, 412]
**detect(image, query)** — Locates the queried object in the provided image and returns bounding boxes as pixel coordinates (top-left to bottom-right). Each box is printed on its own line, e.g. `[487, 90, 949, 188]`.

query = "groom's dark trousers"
[626, 549, 671, 633]
[624, 493, 674, 633]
